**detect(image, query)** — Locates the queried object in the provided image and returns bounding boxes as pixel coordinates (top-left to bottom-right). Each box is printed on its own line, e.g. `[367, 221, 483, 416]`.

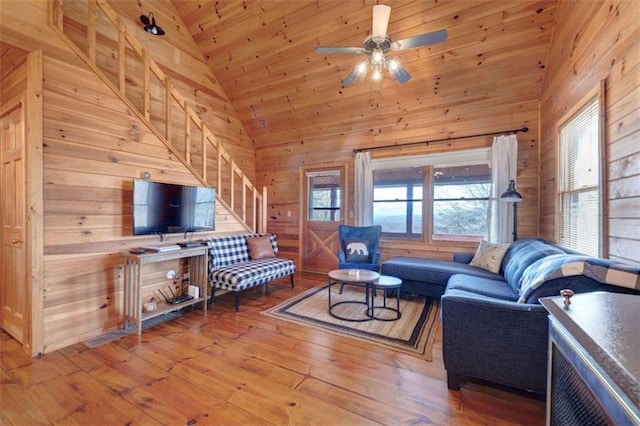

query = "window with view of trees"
[433, 164, 492, 240]
[372, 161, 491, 241]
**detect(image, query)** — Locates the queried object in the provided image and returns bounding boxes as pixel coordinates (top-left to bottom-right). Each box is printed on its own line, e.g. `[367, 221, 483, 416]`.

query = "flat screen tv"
[132, 179, 216, 236]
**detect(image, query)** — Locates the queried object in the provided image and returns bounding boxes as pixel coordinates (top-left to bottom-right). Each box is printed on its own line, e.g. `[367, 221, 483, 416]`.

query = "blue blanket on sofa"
[519, 254, 640, 303]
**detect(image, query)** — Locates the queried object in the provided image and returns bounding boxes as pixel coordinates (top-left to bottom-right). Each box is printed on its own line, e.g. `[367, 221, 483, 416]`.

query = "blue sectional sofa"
[384, 238, 640, 394]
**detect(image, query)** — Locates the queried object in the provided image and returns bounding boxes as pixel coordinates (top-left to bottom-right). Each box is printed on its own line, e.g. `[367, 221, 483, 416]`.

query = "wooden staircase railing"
[50, 0, 266, 233]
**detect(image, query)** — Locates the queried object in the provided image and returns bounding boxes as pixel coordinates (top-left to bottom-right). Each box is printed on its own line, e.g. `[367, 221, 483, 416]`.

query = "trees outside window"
[372, 161, 491, 241]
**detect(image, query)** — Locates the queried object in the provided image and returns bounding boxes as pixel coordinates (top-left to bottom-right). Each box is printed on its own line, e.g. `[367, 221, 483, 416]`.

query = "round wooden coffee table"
[327, 269, 380, 322]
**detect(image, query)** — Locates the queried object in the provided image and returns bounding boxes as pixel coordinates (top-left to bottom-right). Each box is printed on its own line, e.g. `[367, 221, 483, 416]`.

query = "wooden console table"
[123, 246, 208, 335]
[541, 291, 639, 425]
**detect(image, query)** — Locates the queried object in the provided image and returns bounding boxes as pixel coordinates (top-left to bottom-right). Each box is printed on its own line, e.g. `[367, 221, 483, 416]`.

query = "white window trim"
[555, 82, 606, 257]
[372, 147, 493, 242]
[372, 148, 491, 170]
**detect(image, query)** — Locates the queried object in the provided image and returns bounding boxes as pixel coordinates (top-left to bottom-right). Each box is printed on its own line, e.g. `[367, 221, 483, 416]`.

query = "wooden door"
[1, 100, 26, 343]
[300, 165, 347, 273]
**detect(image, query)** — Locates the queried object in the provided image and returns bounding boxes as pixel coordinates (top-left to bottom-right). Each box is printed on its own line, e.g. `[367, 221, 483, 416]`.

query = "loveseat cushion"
[446, 275, 518, 301]
[501, 239, 566, 293]
[209, 257, 296, 291]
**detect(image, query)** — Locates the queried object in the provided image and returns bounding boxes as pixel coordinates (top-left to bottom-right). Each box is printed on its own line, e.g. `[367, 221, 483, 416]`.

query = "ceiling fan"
[315, 4, 447, 87]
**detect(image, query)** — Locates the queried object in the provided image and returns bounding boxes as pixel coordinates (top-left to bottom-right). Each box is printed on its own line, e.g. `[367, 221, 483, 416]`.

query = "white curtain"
[488, 134, 518, 243]
[354, 151, 373, 225]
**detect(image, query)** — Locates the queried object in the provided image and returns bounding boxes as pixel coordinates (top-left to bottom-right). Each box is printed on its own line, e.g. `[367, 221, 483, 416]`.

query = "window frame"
[555, 82, 606, 257]
[372, 169, 424, 239]
[371, 148, 492, 242]
[306, 170, 342, 222]
[431, 164, 493, 242]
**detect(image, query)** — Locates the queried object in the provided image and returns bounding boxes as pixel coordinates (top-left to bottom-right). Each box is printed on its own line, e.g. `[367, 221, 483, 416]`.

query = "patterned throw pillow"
[344, 239, 370, 262]
[469, 240, 510, 273]
[247, 236, 275, 260]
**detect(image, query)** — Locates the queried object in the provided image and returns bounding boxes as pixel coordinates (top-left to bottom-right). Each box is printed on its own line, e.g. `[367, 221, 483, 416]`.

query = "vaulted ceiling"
[176, 1, 558, 149]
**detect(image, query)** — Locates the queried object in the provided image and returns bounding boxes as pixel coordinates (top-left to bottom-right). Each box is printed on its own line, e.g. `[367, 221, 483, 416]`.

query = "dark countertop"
[541, 291, 640, 410]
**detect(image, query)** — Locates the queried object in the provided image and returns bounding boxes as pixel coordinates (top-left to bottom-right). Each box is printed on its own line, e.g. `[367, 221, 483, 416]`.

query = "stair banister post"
[165, 76, 172, 143]
[88, 0, 97, 63]
[261, 187, 268, 233]
[117, 18, 126, 94]
[142, 48, 150, 120]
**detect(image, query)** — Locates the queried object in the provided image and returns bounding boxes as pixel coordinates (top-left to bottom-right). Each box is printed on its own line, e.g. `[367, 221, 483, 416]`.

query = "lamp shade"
[500, 179, 523, 202]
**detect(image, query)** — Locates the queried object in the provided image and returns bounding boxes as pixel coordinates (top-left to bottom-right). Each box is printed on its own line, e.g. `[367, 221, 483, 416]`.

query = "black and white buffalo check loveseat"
[204, 233, 295, 311]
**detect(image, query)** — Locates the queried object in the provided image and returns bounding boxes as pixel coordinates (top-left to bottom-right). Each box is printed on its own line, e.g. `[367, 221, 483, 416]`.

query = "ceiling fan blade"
[394, 29, 448, 50]
[342, 70, 360, 87]
[315, 46, 363, 55]
[390, 63, 411, 83]
[372, 4, 391, 40]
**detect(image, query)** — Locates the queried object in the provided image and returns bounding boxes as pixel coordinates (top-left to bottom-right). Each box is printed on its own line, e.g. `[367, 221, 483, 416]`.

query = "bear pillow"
[344, 239, 370, 263]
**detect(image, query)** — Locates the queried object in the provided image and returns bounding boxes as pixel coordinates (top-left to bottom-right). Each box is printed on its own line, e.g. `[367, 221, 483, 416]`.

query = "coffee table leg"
[328, 280, 372, 322]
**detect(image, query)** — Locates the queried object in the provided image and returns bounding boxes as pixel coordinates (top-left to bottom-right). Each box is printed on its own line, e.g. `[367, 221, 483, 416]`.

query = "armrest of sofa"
[453, 252, 474, 264]
[441, 291, 549, 393]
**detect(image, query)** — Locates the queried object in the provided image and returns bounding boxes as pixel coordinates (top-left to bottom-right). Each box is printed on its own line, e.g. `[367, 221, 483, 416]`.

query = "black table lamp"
[500, 179, 523, 241]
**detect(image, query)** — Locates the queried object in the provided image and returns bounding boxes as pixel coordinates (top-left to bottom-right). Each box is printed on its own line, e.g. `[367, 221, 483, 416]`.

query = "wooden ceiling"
[177, 1, 557, 149]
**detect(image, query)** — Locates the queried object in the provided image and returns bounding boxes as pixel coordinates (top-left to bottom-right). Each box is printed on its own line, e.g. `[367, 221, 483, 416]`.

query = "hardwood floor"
[1, 273, 545, 425]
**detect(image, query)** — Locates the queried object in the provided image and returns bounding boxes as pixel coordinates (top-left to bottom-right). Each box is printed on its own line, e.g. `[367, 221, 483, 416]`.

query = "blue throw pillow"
[344, 239, 370, 262]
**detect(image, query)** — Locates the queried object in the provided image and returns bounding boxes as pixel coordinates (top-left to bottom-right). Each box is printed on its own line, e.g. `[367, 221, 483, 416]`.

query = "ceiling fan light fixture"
[372, 49, 384, 63]
[315, 4, 447, 89]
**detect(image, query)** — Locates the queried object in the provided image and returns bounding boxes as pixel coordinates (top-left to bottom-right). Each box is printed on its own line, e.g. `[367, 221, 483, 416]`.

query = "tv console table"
[123, 246, 208, 335]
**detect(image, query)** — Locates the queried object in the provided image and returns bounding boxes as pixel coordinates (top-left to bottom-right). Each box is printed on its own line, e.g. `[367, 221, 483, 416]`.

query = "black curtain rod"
[353, 126, 529, 154]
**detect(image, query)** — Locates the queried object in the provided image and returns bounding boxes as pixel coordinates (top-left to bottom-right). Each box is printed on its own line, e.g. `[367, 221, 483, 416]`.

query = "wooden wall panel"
[41, 56, 247, 352]
[539, 0, 640, 263]
[258, 101, 540, 266]
[1, 1, 257, 352]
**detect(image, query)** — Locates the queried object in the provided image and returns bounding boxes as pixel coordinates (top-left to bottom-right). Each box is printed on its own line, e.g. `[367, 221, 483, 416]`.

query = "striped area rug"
[262, 284, 439, 361]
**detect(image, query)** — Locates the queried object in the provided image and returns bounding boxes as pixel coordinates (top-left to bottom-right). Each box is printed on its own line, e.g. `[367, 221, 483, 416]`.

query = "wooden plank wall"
[539, 0, 640, 264]
[258, 101, 540, 267]
[0, 0, 259, 352]
[41, 55, 249, 352]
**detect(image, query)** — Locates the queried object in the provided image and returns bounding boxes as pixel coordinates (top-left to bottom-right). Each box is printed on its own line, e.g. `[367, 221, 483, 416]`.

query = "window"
[307, 170, 341, 221]
[373, 168, 423, 238]
[372, 149, 491, 241]
[433, 164, 491, 240]
[558, 96, 601, 256]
